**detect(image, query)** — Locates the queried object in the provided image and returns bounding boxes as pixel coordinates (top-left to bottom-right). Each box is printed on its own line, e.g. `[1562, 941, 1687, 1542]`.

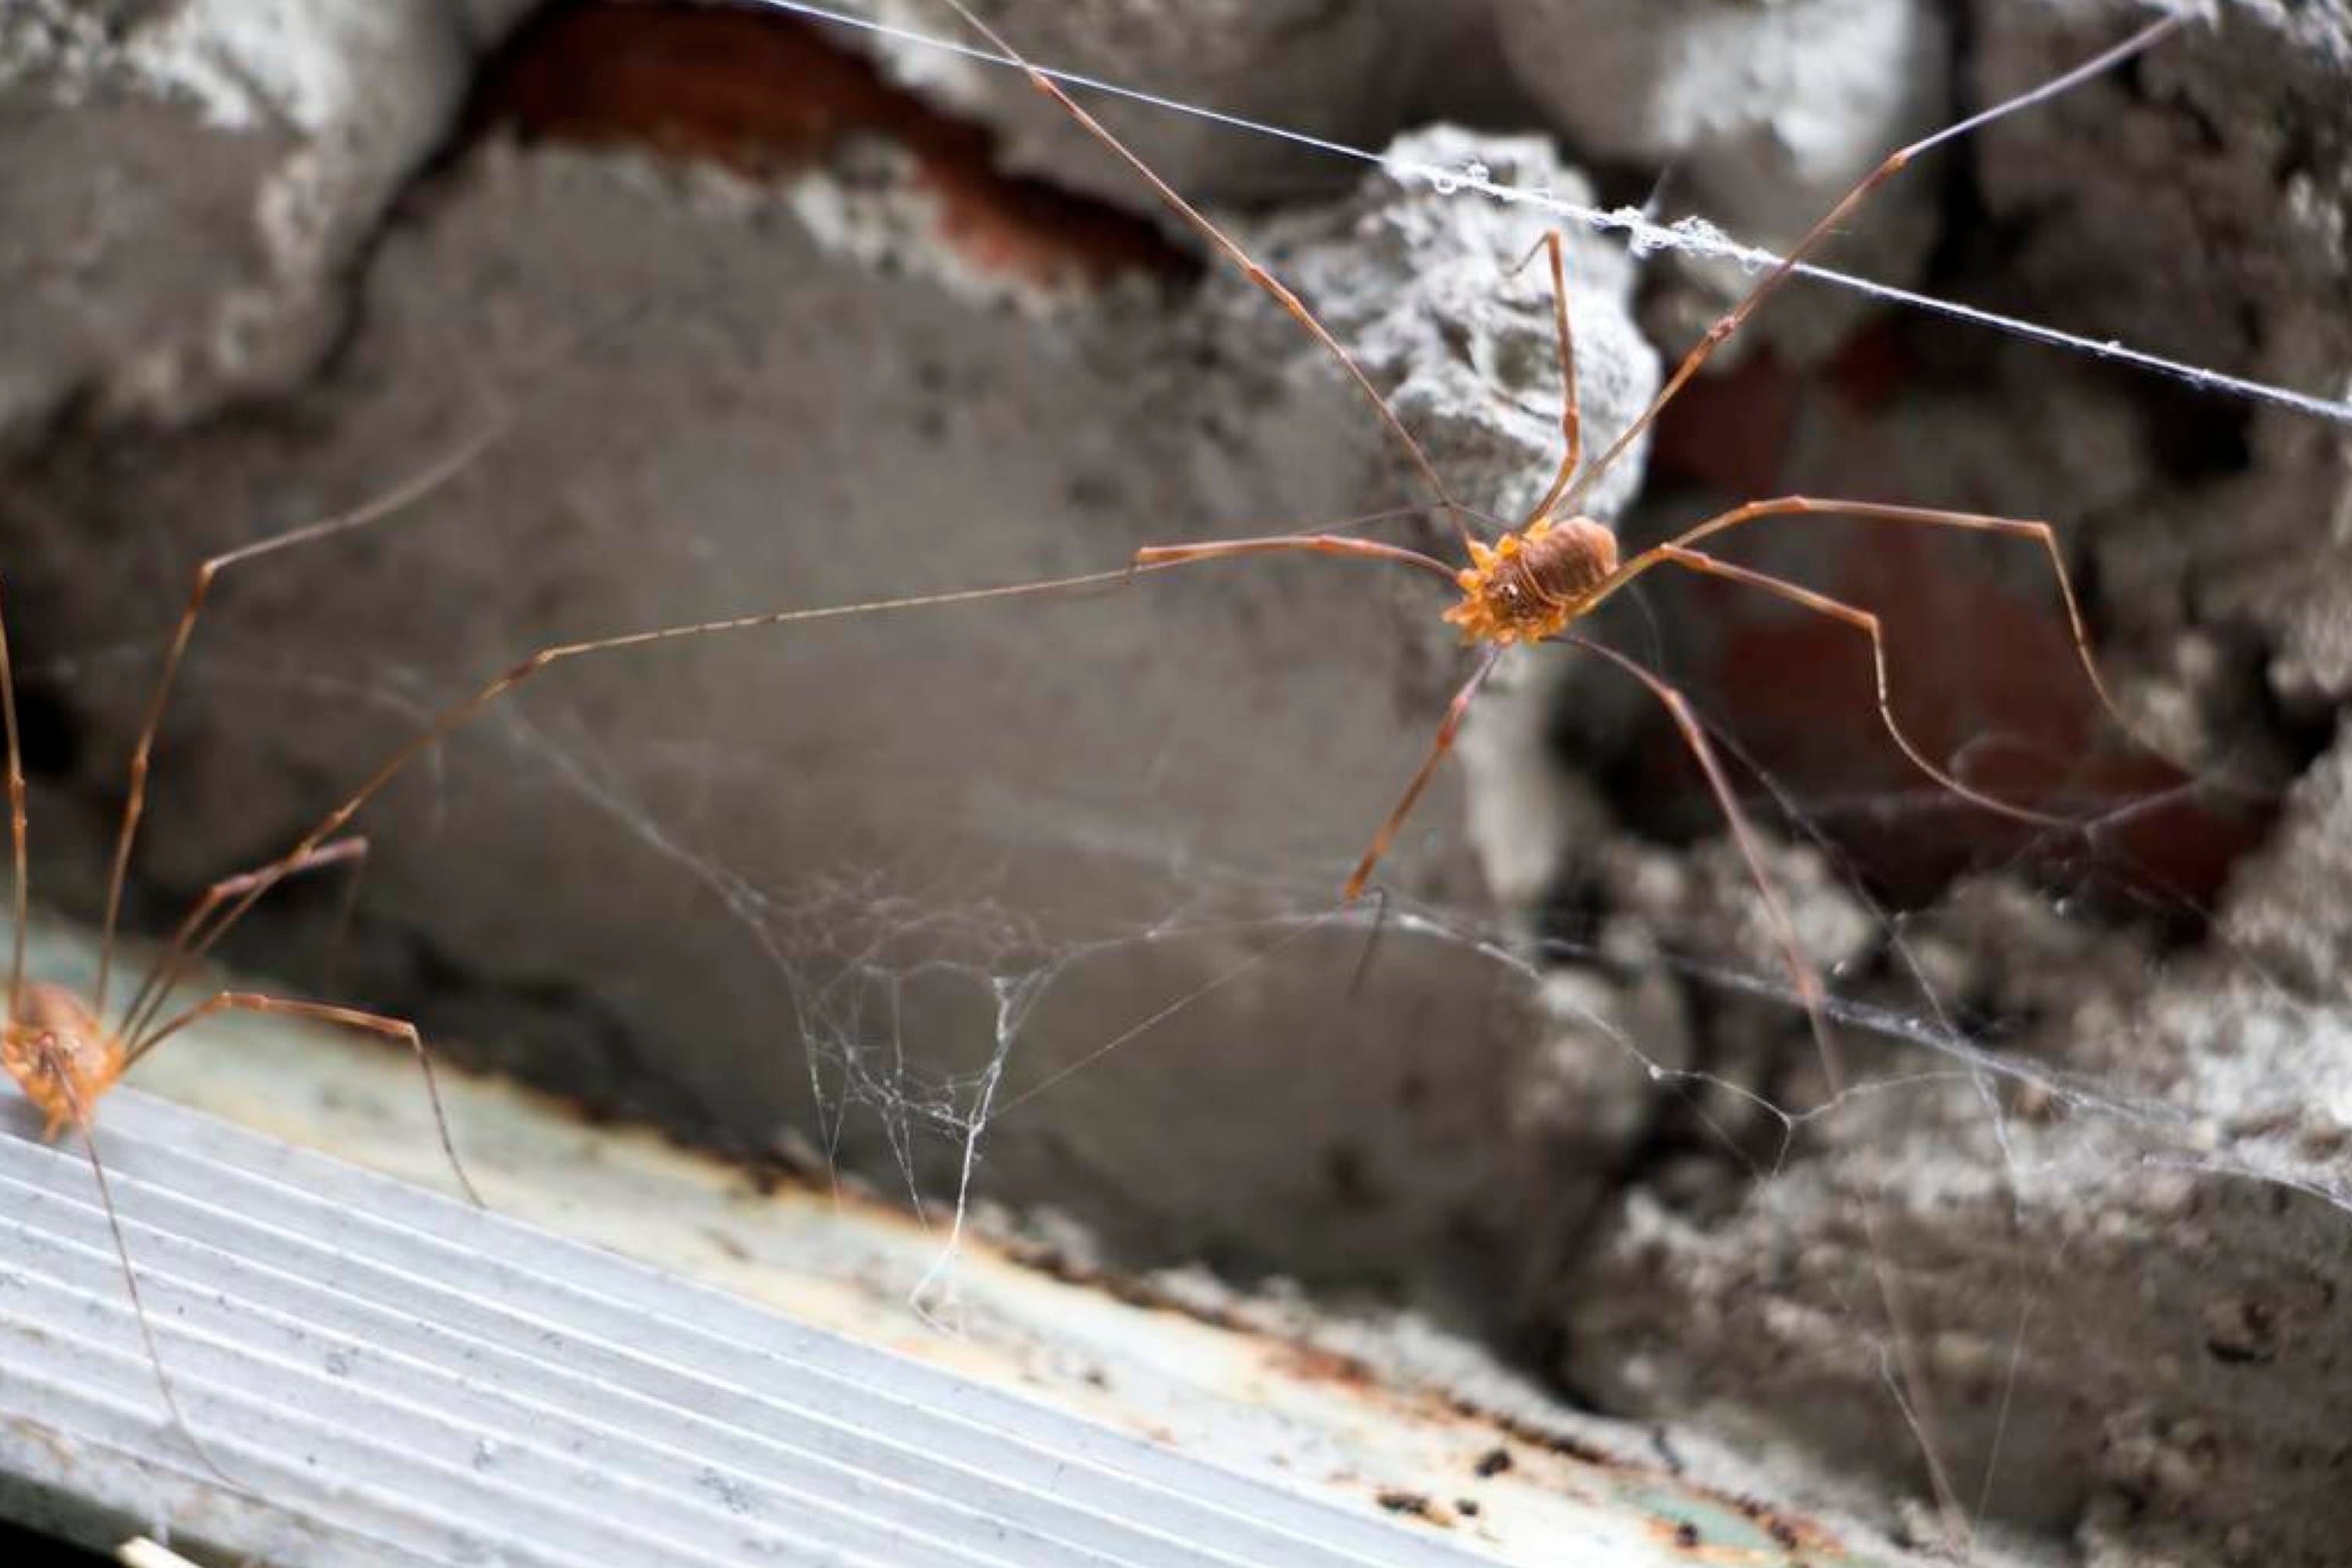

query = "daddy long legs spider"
[899, 0, 2189, 1548]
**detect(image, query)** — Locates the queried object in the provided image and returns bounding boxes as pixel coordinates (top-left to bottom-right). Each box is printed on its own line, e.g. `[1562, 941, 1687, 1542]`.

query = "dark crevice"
[456, 1, 1193, 294]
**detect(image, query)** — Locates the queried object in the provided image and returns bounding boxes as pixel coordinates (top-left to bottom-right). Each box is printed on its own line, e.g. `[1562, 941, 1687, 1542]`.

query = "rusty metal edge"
[0, 1083, 1511, 1568]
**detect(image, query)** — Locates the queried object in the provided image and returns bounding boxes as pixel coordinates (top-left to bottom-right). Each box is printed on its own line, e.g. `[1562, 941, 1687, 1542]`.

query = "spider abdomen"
[1443, 514, 1620, 645]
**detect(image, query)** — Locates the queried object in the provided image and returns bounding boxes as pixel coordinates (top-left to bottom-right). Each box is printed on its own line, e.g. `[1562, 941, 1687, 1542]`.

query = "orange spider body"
[2, 984, 125, 1141]
[1444, 515, 1620, 646]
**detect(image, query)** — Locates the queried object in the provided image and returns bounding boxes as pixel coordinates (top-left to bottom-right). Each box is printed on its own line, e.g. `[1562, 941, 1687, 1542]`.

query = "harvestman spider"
[907, 0, 2185, 1542]
[0, 2, 2182, 1518]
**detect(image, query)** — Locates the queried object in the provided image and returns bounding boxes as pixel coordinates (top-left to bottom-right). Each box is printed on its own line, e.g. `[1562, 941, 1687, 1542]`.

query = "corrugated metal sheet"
[0, 1084, 1518, 1567]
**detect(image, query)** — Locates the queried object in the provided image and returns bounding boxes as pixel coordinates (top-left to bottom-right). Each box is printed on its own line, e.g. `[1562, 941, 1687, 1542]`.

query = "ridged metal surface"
[0, 1086, 1507, 1568]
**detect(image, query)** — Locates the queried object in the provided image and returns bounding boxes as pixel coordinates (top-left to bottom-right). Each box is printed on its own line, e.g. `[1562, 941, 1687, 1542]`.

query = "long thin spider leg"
[0, 581, 27, 1020]
[119, 562, 1243, 1036]
[115, 839, 370, 1046]
[45, 1067, 241, 1487]
[1651, 544, 2078, 828]
[129, 991, 480, 1208]
[1564, 633, 1968, 1552]
[122, 529, 1467, 1044]
[1133, 532, 1461, 583]
[1592, 495, 2152, 760]
[1509, 229, 1584, 528]
[1343, 646, 1505, 902]
[93, 423, 502, 1022]
[1559, 14, 2184, 517]
[926, 0, 1468, 547]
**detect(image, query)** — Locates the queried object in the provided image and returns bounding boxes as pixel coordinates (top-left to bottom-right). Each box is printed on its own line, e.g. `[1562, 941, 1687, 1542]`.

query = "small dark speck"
[1674, 1521, 1701, 1549]
[1377, 1489, 1432, 1517]
[323, 1348, 355, 1377]
[1065, 470, 1123, 512]
[698, 1467, 756, 1515]
[1473, 1446, 1513, 1478]
[1456, 1498, 1480, 1517]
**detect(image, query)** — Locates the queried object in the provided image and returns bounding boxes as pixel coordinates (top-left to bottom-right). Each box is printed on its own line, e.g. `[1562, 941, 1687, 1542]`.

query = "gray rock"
[839, 0, 1439, 207]
[1497, 0, 1952, 364]
[0, 0, 537, 445]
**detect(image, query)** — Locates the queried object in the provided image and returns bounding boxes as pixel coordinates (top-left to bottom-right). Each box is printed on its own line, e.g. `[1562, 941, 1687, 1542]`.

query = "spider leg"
[1564, 633, 1968, 1552]
[129, 990, 479, 1208]
[1599, 495, 2148, 766]
[1343, 647, 1505, 902]
[93, 424, 500, 1020]
[1134, 532, 1460, 584]
[1650, 544, 2076, 829]
[122, 522, 1465, 1043]
[1508, 229, 1584, 527]
[0, 580, 27, 1019]
[116, 837, 369, 1049]
[123, 566, 1185, 1042]
[1561, 15, 2183, 516]
[926, 1, 1466, 546]
[67, 1107, 241, 1487]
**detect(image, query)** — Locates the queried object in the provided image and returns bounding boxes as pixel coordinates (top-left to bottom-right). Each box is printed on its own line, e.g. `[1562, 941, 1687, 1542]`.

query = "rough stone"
[1972, 0, 2352, 710]
[841, 0, 1439, 208]
[0, 0, 538, 446]
[1525, 9, 2352, 1566]
[1495, 0, 1952, 365]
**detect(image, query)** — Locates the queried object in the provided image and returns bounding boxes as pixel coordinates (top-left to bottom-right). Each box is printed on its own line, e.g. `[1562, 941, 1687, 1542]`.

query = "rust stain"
[1374, 1487, 1455, 1527]
[1672, 520, 2267, 909]
[1266, 1340, 1382, 1391]
[1650, 345, 1804, 500]
[470, 2, 1188, 293]
[1639, 314, 2272, 912]
[1645, 1494, 1834, 1564]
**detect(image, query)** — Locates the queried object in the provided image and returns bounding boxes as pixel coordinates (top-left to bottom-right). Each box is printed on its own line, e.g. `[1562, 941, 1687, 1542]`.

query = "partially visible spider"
[1, 434, 500, 1478]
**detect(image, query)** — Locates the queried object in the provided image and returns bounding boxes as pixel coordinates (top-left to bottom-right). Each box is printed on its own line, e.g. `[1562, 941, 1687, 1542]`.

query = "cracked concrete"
[0, 0, 539, 443]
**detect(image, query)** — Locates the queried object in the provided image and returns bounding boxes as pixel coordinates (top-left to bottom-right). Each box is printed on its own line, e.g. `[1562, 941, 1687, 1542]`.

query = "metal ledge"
[0, 1085, 1509, 1567]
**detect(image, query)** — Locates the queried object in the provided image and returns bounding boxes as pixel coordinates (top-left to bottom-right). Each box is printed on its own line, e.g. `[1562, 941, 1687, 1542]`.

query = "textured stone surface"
[1496, 0, 1952, 364]
[0, 0, 537, 445]
[841, 0, 1440, 206]
[1973, 0, 2352, 714]
[1541, 9, 2352, 1564]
